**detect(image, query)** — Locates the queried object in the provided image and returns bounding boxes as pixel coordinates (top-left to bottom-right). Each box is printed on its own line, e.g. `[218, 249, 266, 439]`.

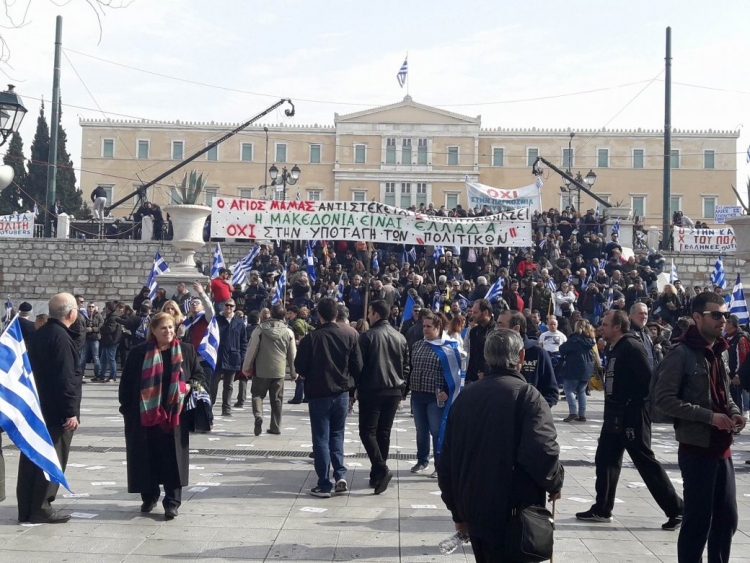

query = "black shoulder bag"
[504, 384, 556, 563]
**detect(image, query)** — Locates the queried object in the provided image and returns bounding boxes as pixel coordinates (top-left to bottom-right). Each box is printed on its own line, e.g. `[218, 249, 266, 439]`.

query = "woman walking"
[559, 319, 596, 422]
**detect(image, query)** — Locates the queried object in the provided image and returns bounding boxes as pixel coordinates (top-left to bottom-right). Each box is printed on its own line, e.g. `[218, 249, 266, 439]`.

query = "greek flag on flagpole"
[607, 290, 614, 310]
[335, 276, 345, 302]
[0, 317, 71, 491]
[3, 296, 12, 329]
[409, 247, 417, 262]
[197, 316, 219, 370]
[730, 274, 750, 325]
[710, 254, 726, 289]
[146, 252, 170, 300]
[669, 259, 678, 284]
[372, 252, 379, 272]
[305, 241, 317, 283]
[211, 243, 225, 279]
[433, 245, 444, 264]
[611, 218, 621, 236]
[271, 268, 287, 305]
[545, 278, 557, 292]
[485, 277, 505, 303]
[396, 55, 408, 88]
[231, 261, 247, 286]
[535, 176, 543, 190]
[231, 246, 261, 287]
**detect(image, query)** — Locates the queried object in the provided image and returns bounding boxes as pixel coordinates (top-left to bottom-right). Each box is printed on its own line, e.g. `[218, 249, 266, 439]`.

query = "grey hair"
[477, 276, 487, 286]
[48, 293, 76, 320]
[484, 329, 524, 371]
[630, 302, 648, 315]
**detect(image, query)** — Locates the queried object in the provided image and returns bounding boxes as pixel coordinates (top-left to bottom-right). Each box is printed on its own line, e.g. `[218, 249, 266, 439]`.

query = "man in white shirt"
[538, 316, 567, 354]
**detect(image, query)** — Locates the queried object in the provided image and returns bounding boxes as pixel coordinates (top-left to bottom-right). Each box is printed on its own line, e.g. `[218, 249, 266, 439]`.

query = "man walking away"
[577, 310, 683, 529]
[19, 293, 82, 523]
[98, 301, 122, 382]
[243, 304, 297, 436]
[357, 299, 410, 494]
[438, 329, 564, 560]
[295, 298, 362, 498]
[655, 292, 744, 562]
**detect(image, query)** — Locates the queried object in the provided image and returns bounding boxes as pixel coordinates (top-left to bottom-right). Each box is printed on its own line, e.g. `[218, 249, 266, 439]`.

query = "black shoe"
[254, 418, 263, 436]
[222, 411, 232, 417]
[140, 500, 158, 513]
[662, 516, 683, 531]
[233, 402, 244, 409]
[410, 462, 428, 473]
[302, 398, 308, 403]
[369, 478, 377, 488]
[374, 471, 393, 495]
[266, 429, 281, 435]
[308, 452, 314, 459]
[29, 511, 70, 524]
[576, 508, 612, 523]
[287, 399, 302, 404]
[164, 506, 178, 520]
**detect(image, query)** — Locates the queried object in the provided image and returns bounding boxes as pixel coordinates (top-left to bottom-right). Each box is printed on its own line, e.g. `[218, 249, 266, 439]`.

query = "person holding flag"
[119, 312, 206, 520]
[15, 293, 79, 524]
[182, 282, 217, 394]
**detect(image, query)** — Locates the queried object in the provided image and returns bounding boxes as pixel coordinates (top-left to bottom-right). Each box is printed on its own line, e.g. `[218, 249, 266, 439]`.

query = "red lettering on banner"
[269, 200, 313, 211]
[229, 199, 267, 211]
[509, 227, 517, 238]
[217, 199, 225, 208]
[226, 224, 256, 238]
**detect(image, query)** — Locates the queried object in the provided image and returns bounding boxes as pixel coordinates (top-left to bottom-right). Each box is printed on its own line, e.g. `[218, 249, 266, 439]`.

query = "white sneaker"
[334, 479, 348, 494]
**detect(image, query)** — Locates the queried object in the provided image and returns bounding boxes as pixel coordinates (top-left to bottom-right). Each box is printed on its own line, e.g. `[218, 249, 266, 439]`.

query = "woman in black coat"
[118, 312, 204, 520]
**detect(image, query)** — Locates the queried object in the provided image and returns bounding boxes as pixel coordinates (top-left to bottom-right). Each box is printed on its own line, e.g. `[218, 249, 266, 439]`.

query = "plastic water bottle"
[438, 531, 469, 555]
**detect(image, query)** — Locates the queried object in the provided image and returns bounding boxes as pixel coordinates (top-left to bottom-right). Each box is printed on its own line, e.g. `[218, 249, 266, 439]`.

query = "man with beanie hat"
[17, 302, 36, 343]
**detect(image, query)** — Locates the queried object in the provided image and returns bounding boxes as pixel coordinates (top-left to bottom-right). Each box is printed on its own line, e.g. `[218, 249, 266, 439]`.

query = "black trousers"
[593, 407, 682, 518]
[17, 426, 73, 521]
[141, 484, 183, 509]
[358, 394, 401, 481]
[678, 451, 737, 563]
[469, 535, 515, 562]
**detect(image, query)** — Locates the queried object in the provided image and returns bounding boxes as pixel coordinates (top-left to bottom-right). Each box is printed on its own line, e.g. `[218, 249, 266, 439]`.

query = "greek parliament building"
[79, 95, 738, 225]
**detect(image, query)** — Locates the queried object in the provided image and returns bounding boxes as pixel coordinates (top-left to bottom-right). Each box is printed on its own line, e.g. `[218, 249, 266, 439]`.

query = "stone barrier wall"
[0, 240, 745, 313]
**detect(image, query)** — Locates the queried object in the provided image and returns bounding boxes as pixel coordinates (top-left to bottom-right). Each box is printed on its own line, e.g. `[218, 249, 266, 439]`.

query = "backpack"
[649, 343, 698, 424]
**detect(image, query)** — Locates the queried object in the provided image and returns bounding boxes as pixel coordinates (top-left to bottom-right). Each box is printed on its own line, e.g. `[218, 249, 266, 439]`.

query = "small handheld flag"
[730, 274, 750, 325]
[372, 252, 379, 273]
[485, 277, 505, 303]
[271, 268, 287, 305]
[305, 242, 317, 283]
[198, 316, 219, 370]
[710, 254, 726, 289]
[669, 259, 678, 284]
[146, 252, 170, 300]
[211, 243, 225, 279]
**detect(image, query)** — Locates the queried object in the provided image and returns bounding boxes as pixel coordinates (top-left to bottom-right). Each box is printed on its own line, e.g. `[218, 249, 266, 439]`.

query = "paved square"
[2, 379, 750, 562]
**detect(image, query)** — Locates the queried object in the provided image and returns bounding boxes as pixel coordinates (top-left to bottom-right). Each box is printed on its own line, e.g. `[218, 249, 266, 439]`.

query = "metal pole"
[264, 127, 269, 198]
[45, 15, 62, 238]
[662, 26, 672, 249]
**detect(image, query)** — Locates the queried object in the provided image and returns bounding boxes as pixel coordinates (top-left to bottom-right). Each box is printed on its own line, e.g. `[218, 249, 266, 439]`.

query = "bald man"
[18, 293, 81, 524]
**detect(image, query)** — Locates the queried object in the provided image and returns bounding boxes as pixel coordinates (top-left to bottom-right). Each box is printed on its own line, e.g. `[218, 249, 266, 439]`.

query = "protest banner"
[0, 213, 34, 238]
[714, 205, 743, 224]
[673, 226, 736, 253]
[465, 179, 542, 213]
[211, 198, 532, 247]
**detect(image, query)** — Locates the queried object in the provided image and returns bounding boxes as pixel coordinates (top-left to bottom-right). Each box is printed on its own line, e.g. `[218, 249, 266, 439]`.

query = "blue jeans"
[99, 344, 118, 381]
[308, 392, 349, 492]
[563, 379, 588, 417]
[411, 391, 445, 466]
[80, 340, 101, 378]
[292, 377, 305, 402]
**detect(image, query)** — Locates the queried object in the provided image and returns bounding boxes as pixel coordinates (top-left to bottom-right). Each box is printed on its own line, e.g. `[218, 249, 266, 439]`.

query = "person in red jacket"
[210, 269, 233, 314]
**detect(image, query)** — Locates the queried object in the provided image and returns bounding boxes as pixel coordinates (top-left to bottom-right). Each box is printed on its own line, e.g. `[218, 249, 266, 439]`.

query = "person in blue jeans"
[97, 301, 122, 382]
[80, 302, 104, 380]
[293, 298, 363, 498]
[558, 319, 596, 422]
[408, 312, 463, 478]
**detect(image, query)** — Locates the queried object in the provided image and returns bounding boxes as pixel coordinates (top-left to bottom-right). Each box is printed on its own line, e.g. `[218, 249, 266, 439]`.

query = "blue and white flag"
[372, 252, 379, 273]
[485, 277, 504, 303]
[197, 316, 219, 370]
[305, 241, 317, 283]
[456, 293, 470, 314]
[611, 218, 621, 236]
[746, 144, 750, 164]
[296, 189, 301, 202]
[607, 290, 614, 310]
[335, 276, 345, 302]
[402, 246, 409, 265]
[396, 55, 408, 88]
[3, 296, 12, 329]
[146, 252, 170, 300]
[711, 253, 726, 289]
[545, 278, 557, 292]
[426, 337, 463, 454]
[211, 243, 226, 279]
[271, 268, 287, 305]
[433, 245, 444, 264]
[0, 317, 71, 491]
[182, 311, 205, 331]
[231, 262, 247, 287]
[402, 294, 416, 325]
[231, 246, 261, 287]
[432, 290, 441, 312]
[730, 274, 750, 325]
[669, 259, 678, 284]
[409, 247, 417, 262]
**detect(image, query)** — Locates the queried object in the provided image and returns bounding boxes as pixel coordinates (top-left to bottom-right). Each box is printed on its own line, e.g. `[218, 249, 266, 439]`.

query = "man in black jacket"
[438, 328, 563, 559]
[19, 293, 81, 524]
[357, 299, 410, 494]
[295, 298, 363, 498]
[466, 299, 496, 384]
[98, 301, 122, 382]
[213, 299, 248, 416]
[577, 309, 683, 529]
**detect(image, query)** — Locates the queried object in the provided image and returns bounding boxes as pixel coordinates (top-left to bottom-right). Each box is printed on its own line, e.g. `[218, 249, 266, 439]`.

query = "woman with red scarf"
[119, 312, 205, 520]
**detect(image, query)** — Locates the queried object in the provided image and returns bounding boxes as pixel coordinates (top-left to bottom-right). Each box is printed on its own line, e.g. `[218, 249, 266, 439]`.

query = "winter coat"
[118, 342, 205, 494]
[216, 315, 248, 372]
[522, 335, 559, 407]
[242, 319, 296, 379]
[357, 319, 410, 395]
[100, 311, 123, 347]
[559, 334, 596, 382]
[82, 312, 105, 341]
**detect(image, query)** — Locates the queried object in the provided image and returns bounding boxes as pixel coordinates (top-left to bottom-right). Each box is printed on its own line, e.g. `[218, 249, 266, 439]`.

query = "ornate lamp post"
[268, 164, 301, 200]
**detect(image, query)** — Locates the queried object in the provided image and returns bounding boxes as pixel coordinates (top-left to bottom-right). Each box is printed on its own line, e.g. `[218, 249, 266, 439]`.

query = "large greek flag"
[232, 246, 261, 286]
[271, 268, 287, 305]
[485, 277, 504, 303]
[426, 337, 463, 455]
[730, 273, 749, 325]
[197, 316, 219, 370]
[0, 317, 71, 490]
[211, 243, 226, 279]
[146, 252, 170, 300]
[711, 254, 726, 289]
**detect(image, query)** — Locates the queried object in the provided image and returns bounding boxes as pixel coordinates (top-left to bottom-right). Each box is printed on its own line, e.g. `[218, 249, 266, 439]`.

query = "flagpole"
[406, 51, 409, 96]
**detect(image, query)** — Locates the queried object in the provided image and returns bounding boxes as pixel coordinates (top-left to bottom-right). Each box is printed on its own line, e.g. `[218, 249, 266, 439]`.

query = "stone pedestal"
[56, 213, 70, 239]
[725, 215, 750, 277]
[141, 216, 154, 242]
[604, 206, 634, 250]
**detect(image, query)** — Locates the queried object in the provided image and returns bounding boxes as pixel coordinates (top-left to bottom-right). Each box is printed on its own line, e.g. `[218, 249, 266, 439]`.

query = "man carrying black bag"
[438, 328, 563, 562]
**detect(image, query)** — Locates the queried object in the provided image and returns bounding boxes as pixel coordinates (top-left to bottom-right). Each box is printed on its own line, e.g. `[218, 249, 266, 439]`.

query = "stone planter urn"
[726, 215, 750, 262]
[158, 204, 212, 291]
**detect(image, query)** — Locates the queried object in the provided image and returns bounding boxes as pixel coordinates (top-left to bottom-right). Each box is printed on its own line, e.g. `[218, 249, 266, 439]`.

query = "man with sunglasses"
[655, 291, 744, 563]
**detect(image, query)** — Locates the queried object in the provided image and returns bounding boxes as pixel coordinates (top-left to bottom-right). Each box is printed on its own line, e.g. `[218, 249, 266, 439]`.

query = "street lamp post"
[268, 164, 301, 200]
[0, 85, 28, 193]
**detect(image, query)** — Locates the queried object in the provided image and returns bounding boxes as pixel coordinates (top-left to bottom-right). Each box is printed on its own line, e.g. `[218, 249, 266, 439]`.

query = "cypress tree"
[55, 99, 83, 216]
[25, 101, 50, 211]
[0, 132, 28, 215]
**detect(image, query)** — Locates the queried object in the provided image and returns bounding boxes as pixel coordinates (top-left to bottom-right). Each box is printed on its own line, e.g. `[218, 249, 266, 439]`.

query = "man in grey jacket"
[655, 291, 744, 563]
[242, 304, 297, 437]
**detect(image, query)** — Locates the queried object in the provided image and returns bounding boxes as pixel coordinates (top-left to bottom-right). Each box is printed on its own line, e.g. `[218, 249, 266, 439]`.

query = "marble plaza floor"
[2, 375, 750, 563]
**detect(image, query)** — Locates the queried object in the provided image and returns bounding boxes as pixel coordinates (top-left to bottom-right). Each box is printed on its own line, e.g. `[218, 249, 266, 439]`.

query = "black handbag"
[504, 384, 555, 562]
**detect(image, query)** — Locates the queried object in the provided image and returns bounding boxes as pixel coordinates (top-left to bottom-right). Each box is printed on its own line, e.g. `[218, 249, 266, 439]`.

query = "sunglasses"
[701, 311, 729, 320]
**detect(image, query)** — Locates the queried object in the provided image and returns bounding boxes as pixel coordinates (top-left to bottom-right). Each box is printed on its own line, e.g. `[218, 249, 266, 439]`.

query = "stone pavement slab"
[3, 376, 750, 561]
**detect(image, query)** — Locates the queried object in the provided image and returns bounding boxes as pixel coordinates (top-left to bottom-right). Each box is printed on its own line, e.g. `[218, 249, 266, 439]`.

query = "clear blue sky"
[6, 0, 750, 197]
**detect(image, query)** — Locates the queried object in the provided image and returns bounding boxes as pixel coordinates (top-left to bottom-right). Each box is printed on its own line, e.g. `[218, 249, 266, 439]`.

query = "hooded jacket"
[242, 319, 296, 379]
[521, 335, 559, 407]
[559, 334, 596, 383]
